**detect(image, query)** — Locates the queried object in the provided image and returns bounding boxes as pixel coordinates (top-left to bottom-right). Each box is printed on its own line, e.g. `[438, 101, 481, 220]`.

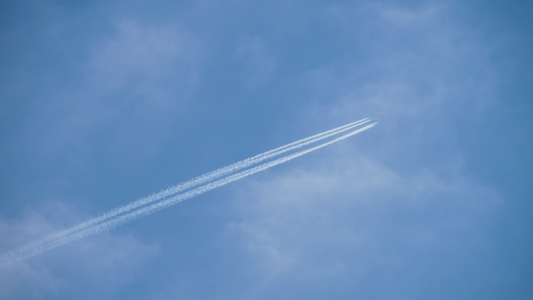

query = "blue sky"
[1, 0, 532, 299]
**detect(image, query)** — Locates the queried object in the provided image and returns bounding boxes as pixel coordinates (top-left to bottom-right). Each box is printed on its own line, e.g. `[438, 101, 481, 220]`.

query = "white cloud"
[225, 146, 501, 294]
[375, 3, 444, 26]
[0, 201, 158, 299]
[88, 19, 200, 93]
[20, 17, 204, 166]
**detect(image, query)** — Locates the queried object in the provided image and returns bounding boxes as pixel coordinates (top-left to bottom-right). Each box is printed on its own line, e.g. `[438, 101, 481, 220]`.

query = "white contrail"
[0, 120, 377, 267]
[7, 118, 372, 258]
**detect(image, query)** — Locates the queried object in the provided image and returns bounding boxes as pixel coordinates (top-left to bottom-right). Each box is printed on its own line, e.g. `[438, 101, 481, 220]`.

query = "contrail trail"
[7, 118, 372, 258]
[0, 120, 377, 267]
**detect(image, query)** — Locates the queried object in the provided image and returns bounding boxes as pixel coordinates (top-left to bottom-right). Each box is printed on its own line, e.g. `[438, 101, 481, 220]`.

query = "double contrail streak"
[6, 118, 371, 263]
[1, 119, 377, 267]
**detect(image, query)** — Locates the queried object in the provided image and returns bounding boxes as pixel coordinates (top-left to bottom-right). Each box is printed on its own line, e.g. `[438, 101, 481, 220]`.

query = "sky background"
[1, 0, 532, 299]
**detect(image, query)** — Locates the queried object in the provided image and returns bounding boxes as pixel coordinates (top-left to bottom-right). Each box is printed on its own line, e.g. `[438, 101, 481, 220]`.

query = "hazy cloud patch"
[225, 146, 501, 296]
[0, 201, 158, 299]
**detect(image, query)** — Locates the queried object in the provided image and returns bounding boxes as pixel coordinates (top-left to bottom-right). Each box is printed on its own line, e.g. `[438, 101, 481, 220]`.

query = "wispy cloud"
[226, 146, 501, 297]
[0, 204, 158, 299]
[19, 17, 202, 168]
